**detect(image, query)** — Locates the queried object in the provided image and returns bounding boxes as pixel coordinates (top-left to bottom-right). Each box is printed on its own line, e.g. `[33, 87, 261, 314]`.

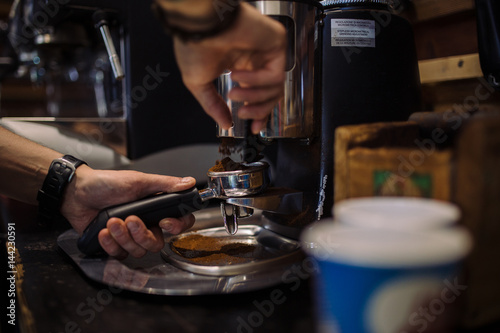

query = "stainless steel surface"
[221, 202, 239, 235]
[98, 24, 125, 80]
[207, 161, 270, 197]
[226, 187, 303, 214]
[217, 1, 319, 139]
[0, 119, 128, 166]
[235, 206, 253, 219]
[198, 187, 218, 201]
[221, 203, 254, 235]
[162, 225, 303, 276]
[216, 73, 240, 138]
[57, 209, 305, 295]
[204, 162, 269, 235]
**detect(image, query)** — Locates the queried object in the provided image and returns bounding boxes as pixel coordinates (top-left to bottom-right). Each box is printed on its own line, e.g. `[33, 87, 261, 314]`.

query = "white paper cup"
[302, 222, 472, 333]
[333, 197, 460, 231]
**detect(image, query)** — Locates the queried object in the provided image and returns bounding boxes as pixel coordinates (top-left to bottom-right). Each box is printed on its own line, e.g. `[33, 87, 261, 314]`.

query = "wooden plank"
[419, 53, 483, 84]
[412, 0, 475, 22]
[412, 10, 478, 60]
[420, 79, 500, 113]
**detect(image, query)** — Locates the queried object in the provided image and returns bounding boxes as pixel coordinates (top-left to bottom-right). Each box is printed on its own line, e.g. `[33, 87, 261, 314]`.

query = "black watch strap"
[37, 155, 87, 227]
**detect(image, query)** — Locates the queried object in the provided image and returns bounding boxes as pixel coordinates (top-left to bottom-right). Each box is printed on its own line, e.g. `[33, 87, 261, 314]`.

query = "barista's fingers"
[228, 84, 283, 106]
[105, 217, 148, 258]
[98, 226, 128, 259]
[230, 43, 286, 79]
[238, 98, 280, 122]
[159, 214, 196, 235]
[251, 118, 268, 134]
[188, 84, 233, 130]
[159, 176, 197, 193]
[230, 59, 286, 87]
[126, 217, 165, 253]
[133, 174, 196, 201]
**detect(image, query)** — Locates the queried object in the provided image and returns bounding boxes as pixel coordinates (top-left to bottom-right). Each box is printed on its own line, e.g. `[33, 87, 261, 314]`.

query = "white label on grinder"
[331, 18, 376, 48]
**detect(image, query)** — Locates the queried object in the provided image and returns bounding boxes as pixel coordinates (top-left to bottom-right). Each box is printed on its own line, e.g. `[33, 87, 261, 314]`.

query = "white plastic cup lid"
[333, 197, 460, 231]
[301, 221, 472, 268]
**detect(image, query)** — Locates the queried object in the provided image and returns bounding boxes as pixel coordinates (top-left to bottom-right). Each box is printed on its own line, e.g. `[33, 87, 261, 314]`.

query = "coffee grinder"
[218, 0, 422, 240]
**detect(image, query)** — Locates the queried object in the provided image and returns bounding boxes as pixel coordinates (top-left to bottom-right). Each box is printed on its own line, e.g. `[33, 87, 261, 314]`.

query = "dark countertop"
[3, 201, 500, 333]
[1, 203, 316, 333]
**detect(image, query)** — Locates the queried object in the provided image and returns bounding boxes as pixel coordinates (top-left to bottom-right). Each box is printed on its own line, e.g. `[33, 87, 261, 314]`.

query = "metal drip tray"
[162, 225, 302, 276]
[57, 209, 306, 295]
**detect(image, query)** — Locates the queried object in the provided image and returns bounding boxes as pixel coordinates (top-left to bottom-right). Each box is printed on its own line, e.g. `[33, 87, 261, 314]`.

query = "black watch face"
[54, 160, 75, 176]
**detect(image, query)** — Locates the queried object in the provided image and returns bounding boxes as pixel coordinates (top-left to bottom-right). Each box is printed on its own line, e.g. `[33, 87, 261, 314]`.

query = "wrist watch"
[37, 155, 87, 227]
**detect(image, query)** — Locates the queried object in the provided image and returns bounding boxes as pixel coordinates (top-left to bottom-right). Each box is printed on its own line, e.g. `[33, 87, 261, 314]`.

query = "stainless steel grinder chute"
[218, 0, 321, 139]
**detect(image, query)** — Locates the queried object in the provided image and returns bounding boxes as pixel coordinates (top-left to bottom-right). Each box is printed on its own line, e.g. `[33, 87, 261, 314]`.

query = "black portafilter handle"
[77, 188, 204, 256]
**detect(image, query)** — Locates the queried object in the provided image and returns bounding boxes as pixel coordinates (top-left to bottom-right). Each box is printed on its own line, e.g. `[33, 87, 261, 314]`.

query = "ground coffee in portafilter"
[171, 234, 268, 266]
[218, 137, 238, 156]
[208, 157, 251, 173]
[217, 137, 265, 167]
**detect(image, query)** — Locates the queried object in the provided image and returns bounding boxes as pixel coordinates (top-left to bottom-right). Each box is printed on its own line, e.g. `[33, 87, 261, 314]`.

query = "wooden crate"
[334, 121, 452, 202]
[346, 146, 452, 200]
[334, 113, 500, 329]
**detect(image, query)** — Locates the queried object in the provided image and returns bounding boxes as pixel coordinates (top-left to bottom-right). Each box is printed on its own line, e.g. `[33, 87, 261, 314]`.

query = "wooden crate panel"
[346, 147, 452, 200]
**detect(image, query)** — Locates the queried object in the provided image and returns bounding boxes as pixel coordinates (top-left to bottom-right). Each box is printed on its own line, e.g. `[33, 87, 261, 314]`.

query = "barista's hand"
[172, 3, 286, 134]
[60, 165, 196, 259]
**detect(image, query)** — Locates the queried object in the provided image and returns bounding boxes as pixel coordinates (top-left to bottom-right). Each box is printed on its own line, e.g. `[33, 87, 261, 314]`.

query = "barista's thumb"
[157, 176, 196, 194]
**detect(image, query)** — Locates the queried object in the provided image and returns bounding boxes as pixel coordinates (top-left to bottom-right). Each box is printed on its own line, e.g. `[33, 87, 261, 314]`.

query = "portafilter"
[77, 161, 269, 256]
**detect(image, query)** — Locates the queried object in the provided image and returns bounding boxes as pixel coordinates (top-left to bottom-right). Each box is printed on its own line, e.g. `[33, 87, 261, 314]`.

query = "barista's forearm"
[0, 126, 61, 205]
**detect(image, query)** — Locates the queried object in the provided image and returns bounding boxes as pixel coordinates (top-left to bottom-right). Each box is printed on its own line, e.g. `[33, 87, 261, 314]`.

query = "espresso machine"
[1, 0, 217, 160]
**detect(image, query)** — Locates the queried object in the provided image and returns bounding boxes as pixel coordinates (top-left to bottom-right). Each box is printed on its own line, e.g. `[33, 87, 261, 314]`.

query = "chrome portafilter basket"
[205, 161, 269, 197]
[205, 161, 269, 234]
